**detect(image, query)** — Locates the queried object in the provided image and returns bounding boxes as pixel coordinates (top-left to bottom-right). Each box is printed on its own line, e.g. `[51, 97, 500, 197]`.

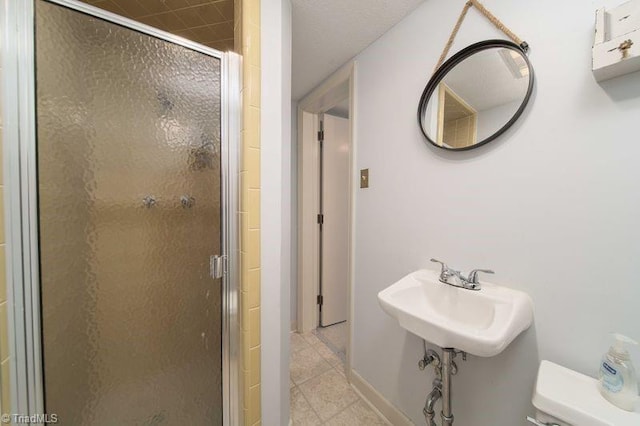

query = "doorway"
[296, 63, 355, 378]
[3, 0, 240, 423]
[290, 64, 363, 424]
[318, 112, 350, 329]
[316, 109, 350, 361]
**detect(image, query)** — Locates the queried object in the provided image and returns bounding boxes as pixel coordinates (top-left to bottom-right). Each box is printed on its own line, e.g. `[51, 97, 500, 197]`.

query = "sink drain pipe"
[440, 349, 455, 425]
[420, 341, 462, 426]
[424, 385, 441, 426]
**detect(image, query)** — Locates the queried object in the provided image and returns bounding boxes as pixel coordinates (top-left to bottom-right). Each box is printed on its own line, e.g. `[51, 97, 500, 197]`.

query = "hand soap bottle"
[598, 333, 639, 411]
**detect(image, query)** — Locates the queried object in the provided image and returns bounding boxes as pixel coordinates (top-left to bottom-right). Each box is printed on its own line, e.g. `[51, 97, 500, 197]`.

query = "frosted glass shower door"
[35, 1, 224, 424]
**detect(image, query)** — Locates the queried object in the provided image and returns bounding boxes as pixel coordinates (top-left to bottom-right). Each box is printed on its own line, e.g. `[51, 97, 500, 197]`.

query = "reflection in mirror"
[437, 83, 478, 149]
[419, 41, 533, 151]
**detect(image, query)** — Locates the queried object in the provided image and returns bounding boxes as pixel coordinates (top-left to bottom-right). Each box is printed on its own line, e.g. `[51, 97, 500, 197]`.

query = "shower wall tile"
[242, 143, 259, 174]
[234, 0, 242, 53]
[239, 212, 249, 249]
[153, 11, 187, 31]
[0, 303, 6, 361]
[215, 0, 233, 21]
[245, 107, 260, 149]
[248, 383, 261, 425]
[210, 20, 234, 39]
[248, 269, 260, 308]
[110, 0, 148, 18]
[241, 322, 251, 370]
[243, 64, 260, 108]
[0, 67, 3, 127]
[0, 187, 4, 243]
[240, 170, 249, 208]
[173, 6, 209, 27]
[246, 0, 259, 27]
[248, 190, 260, 229]
[249, 346, 260, 386]
[0, 132, 3, 183]
[0, 246, 5, 302]
[207, 38, 234, 52]
[1, 359, 8, 416]
[238, 0, 261, 423]
[247, 230, 260, 269]
[80, 0, 234, 50]
[249, 307, 260, 347]
[243, 24, 260, 66]
[246, 148, 260, 188]
[241, 295, 252, 335]
[241, 216, 249, 252]
[243, 367, 251, 407]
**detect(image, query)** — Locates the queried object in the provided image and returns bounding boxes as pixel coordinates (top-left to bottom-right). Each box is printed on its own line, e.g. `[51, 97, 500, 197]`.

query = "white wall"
[476, 99, 522, 141]
[261, 0, 291, 423]
[352, 0, 640, 424]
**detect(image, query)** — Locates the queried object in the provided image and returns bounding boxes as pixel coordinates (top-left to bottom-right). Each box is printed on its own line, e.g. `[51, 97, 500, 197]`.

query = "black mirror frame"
[417, 39, 535, 152]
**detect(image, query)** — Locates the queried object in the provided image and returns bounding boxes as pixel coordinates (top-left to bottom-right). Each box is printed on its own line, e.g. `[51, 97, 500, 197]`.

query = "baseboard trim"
[350, 369, 414, 426]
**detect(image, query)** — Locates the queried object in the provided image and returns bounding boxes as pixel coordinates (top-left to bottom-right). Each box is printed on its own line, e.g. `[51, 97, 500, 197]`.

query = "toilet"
[531, 360, 640, 425]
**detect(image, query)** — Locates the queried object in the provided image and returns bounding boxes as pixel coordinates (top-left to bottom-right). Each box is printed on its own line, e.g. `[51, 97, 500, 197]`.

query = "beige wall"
[235, 0, 261, 424]
[0, 35, 9, 417]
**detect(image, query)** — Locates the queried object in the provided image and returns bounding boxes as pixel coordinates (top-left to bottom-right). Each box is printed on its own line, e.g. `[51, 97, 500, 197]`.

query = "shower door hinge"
[317, 214, 324, 225]
[210, 254, 227, 279]
[317, 295, 323, 305]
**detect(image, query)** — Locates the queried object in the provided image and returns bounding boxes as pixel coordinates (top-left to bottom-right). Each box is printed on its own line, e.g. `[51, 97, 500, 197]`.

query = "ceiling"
[81, 0, 234, 51]
[292, 0, 425, 100]
[444, 48, 529, 112]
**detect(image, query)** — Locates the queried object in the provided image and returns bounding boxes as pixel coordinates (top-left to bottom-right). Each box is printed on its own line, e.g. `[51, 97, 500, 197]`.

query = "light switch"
[360, 168, 369, 188]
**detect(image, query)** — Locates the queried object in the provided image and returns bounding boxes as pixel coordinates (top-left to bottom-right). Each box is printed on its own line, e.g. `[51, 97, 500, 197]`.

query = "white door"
[320, 114, 350, 326]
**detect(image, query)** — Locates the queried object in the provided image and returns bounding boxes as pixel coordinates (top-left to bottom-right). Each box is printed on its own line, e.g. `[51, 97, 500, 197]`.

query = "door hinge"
[210, 254, 227, 279]
[317, 295, 323, 305]
[317, 130, 324, 141]
[317, 214, 324, 225]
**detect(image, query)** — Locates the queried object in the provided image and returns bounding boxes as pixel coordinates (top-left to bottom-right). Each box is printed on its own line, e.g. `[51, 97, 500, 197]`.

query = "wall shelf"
[593, 0, 640, 81]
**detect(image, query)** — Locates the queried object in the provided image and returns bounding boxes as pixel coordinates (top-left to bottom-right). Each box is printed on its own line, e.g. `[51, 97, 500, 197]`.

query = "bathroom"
[1, 0, 640, 424]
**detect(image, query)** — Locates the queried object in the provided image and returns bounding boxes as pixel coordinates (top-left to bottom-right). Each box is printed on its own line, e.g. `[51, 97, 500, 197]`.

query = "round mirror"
[418, 40, 534, 151]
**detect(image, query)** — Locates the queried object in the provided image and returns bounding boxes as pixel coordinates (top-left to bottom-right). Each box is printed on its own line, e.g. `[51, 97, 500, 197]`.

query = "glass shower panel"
[35, 1, 223, 424]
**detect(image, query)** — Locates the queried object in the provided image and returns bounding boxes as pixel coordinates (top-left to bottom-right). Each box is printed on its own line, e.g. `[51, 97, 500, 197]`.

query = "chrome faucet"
[430, 259, 494, 291]
[429, 259, 462, 286]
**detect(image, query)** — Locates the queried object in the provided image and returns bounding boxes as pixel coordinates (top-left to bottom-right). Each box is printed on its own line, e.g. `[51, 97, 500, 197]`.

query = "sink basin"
[378, 269, 533, 357]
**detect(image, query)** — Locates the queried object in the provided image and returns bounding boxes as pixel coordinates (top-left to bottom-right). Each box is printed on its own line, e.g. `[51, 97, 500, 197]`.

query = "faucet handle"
[430, 258, 448, 273]
[431, 259, 456, 281]
[467, 269, 494, 284]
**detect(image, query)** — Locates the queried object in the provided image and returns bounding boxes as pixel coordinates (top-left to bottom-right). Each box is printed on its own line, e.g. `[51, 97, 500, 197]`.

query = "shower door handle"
[210, 255, 226, 279]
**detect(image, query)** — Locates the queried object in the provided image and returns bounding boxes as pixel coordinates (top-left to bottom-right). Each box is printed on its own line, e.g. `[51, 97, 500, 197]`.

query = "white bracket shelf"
[593, 0, 640, 82]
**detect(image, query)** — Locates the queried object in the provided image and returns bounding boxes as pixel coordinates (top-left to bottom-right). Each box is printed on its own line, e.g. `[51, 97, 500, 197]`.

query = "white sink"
[378, 269, 533, 357]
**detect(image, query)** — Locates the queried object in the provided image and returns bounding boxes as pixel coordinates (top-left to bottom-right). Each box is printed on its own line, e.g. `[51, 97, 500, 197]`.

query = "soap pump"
[598, 333, 639, 411]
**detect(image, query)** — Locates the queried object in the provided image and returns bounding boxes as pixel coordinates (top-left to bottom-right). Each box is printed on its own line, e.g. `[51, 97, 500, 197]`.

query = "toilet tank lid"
[532, 360, 640, 426]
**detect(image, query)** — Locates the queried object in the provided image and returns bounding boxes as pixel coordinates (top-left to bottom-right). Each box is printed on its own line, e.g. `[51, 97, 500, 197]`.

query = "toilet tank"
[531, 361, 640, 426]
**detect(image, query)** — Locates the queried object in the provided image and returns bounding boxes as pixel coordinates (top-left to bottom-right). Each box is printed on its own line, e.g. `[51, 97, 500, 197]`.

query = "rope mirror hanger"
[434, 0, 529, 73]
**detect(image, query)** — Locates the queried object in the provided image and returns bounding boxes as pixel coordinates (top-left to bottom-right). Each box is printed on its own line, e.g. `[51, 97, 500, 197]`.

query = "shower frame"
[1, 0, 241, 423]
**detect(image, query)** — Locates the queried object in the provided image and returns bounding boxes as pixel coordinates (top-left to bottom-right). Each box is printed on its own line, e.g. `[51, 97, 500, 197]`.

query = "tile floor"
[315, 321, 347, 363]
[289, 327, 388, 425]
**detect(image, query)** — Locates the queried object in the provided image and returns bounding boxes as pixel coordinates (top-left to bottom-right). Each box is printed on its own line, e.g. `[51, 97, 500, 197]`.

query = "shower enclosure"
[2, 0, 239, 424]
